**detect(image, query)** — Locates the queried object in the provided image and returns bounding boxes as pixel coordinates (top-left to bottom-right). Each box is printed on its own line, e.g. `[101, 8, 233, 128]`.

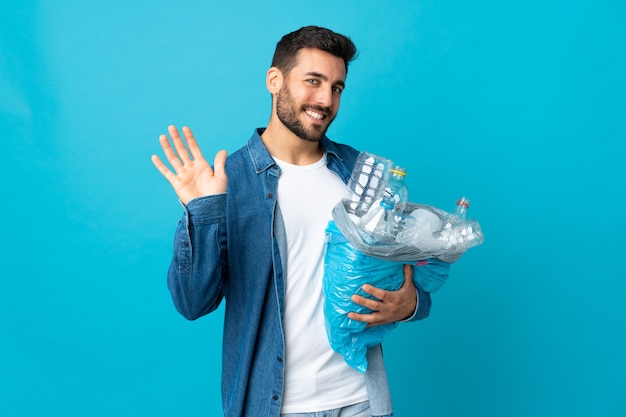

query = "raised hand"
[151, 125, 227, 205]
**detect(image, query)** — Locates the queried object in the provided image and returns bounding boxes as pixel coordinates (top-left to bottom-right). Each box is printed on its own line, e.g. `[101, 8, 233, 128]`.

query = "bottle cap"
[390, 166, 406, 176]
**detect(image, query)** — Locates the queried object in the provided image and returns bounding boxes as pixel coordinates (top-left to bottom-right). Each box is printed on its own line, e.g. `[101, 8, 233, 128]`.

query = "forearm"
[167, 194, 228, 320]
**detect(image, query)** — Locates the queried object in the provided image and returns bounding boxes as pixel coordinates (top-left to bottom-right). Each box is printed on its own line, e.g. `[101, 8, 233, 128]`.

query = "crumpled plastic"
[332, 199, 465, 264]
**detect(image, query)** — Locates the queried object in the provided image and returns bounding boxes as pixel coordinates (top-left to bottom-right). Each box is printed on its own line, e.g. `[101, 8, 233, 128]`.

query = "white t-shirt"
[273, 154, 368, 414]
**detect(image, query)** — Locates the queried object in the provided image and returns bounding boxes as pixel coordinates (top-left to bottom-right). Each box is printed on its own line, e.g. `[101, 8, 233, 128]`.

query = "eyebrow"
[305, 71, 346, 88]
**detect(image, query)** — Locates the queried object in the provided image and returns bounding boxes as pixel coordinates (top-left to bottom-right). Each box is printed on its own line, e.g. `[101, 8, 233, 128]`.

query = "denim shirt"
[167, 129, 450, 417]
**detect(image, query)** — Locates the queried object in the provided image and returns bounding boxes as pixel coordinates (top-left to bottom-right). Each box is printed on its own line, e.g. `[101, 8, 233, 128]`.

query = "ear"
[266, 67, 283, 95]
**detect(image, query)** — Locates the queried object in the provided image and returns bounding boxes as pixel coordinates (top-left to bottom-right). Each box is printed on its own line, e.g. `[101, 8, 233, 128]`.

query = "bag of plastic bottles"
[323, 200, 472, 373]
[323, 152, 485, 372]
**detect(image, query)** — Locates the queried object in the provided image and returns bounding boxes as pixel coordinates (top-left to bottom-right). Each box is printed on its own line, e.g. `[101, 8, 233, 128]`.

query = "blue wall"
[2, 1, 624, 416]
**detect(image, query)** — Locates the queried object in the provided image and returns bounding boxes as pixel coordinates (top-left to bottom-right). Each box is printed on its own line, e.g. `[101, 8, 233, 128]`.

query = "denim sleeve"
[167, 194, 228, 320]
[401, 259, 452, 323]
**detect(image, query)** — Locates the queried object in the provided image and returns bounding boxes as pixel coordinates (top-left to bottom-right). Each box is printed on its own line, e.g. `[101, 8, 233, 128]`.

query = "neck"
[261, 119, 324, 165]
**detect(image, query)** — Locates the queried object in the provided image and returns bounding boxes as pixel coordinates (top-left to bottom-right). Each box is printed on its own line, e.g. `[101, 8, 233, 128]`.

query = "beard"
[275, 84, 336, 142]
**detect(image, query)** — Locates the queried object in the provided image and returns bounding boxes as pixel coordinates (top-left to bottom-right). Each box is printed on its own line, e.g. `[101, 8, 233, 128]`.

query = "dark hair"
[271, 26, 358, 75]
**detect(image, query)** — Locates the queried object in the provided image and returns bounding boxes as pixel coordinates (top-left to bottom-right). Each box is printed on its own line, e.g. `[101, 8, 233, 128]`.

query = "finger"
[351, 293, 380, 311]
[402, 264, 414, 286]
[181, 126, 206, 162]
[168, 125, 192, 164]
[360, 283, 389, 301]
[399, 265, 416, 291]
[403, 264, 413, 279]
[348, 311, 382, 326]
[159, 134, 184, 172]
[212, 149, 228, 179]
[151, 154, 178, 185]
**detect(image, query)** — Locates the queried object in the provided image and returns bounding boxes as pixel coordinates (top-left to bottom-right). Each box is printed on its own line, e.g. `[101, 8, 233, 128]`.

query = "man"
[152, 26, 450, 417]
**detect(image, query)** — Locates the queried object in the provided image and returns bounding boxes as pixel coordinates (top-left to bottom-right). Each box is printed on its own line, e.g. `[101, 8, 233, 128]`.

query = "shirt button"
[267, 192, 273, 199]
[277, 357, 283, 363]
[272, 395, 279, 401]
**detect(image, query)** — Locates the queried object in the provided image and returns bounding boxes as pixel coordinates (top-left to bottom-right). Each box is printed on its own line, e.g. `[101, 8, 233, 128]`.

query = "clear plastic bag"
[333, 199, 465, 264]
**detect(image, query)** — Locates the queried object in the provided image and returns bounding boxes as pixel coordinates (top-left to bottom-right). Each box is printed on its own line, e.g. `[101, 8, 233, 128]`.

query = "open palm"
[152, 125, 227, 205]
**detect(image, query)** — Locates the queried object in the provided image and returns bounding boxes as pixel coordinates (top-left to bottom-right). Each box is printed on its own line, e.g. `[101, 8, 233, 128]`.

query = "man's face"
[275, 48, 347, 142]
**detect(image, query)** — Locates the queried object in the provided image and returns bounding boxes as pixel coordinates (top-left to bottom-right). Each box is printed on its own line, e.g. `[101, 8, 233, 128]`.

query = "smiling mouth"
[304, 108, 328, 121]
[305, 109, 325, 120]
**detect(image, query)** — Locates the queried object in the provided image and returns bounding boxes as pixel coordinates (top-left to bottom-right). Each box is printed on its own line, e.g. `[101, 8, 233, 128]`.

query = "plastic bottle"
[386, 167, 410, 212]
[358, 166, 413, 240]
[441, 219, 484, 251]
[440, 197, 470, 230]
[345, 152, 394, 217]
[436, 197, 484, 251]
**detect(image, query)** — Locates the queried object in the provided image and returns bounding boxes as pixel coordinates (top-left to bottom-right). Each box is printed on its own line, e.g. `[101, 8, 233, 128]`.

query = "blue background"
[2, 1, 625, 416]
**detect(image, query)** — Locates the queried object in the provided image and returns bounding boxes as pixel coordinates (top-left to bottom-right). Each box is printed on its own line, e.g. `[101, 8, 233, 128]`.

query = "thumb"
[213, 150, 228, 180]
[402, 264, 414, 287]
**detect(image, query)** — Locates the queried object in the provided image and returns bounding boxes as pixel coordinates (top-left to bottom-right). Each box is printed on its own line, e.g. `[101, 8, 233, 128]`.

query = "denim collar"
[246, 128, 345, 174]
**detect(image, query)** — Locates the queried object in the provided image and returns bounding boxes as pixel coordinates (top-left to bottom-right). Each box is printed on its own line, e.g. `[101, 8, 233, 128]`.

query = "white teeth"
[305, 110, 324, 120]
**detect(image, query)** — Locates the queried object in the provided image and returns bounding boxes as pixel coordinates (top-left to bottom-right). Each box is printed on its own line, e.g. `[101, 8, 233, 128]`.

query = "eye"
[306, 78, 320, 85]
[332, 86, 344, 94]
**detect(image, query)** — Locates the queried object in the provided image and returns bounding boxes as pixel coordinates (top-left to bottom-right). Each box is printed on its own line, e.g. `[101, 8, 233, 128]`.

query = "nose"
[315, 86, 334, 108]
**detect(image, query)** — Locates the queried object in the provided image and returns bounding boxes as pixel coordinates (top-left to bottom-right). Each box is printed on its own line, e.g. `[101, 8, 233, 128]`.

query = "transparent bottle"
[440, 197, 470, 230]
[436, 197, 484, 251]
[386, 167, 410, 212]
[345, 152, 394, 218]
[358, 166, 413, 240]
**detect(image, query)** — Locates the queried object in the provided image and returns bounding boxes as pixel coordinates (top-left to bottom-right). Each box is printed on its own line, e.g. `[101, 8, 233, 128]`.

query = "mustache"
[302, 104, 331, 116]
